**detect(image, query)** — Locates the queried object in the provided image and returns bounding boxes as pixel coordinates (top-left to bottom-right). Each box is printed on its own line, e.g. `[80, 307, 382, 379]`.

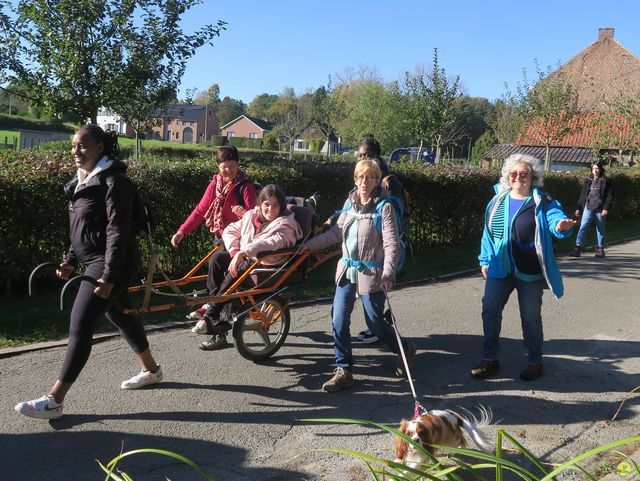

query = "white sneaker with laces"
[191, 318, 209, 334]
[121, 366, 163, 390]
[15, 394, 63, 420]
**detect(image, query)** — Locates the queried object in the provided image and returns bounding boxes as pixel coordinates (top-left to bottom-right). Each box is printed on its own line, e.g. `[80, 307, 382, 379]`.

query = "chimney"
[598, 27, 614, 41]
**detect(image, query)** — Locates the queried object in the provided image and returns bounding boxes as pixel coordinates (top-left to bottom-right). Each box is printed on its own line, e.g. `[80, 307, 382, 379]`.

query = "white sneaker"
[121, 366, 163, 390]
[186, 303, 210, 320]
[191, 318, 210, 334]
[15, 394, 63, 420]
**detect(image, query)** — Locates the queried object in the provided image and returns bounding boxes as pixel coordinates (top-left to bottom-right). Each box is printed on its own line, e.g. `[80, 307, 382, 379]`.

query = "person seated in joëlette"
[198, 184, 303, 350]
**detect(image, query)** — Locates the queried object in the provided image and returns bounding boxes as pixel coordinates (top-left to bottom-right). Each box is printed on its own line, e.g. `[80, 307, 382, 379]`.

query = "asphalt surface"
[1, 240, 639, 480]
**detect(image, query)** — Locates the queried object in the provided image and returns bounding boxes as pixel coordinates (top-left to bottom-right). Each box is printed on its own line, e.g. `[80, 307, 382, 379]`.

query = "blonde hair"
[353, 159, 382, 181]
[500, 154, 544, 188]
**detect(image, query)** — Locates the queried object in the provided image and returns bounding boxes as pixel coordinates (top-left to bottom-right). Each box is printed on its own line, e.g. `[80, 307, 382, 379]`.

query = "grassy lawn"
[0, 129, 19, 148]
[1, 216, 639, 348]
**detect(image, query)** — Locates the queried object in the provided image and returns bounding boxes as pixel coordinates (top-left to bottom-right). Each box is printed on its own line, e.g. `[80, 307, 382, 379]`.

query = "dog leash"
[384, 290, 429, 418]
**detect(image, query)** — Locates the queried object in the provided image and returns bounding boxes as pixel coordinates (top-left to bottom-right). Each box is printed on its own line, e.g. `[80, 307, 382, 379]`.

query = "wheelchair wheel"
[232, 296, 291, 362]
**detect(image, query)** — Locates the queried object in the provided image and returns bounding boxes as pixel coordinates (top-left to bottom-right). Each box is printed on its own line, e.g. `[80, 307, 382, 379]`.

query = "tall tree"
[310, 85, 335, 157]
[589, 94, 640, 164]
[216, 96, 246, 126]
[247, 93, 279, 121]
[452, 96, 495, 158]
[403, 49, 462, 162]
[0, 0, 225, 123]
[194, 83, 221, 109]
[516, 62, 580, 171]
[271, 88, 311, 159]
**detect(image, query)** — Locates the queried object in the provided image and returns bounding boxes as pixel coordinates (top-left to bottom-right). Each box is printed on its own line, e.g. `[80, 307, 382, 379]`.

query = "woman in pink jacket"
[199, 184, 303, 350]
[170, 145, 258, 331]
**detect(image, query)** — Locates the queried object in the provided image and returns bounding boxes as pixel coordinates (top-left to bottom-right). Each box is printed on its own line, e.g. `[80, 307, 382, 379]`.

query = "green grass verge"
[1, 216, 638, 348]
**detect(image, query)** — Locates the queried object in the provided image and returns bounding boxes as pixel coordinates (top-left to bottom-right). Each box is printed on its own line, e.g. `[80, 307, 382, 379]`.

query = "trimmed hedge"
[2, 148, 640, 294]
[229, 137, 262, 149]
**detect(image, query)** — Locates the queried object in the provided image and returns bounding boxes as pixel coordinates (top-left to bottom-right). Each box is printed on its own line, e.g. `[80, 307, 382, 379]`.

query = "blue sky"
[178, 0, 640, 104]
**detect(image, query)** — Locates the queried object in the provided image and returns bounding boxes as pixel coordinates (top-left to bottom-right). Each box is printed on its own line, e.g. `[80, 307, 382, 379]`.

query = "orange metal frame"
[125, 243, 340, 317]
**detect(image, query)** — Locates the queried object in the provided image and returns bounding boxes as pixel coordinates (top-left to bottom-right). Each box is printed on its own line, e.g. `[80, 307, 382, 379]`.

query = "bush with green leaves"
[2, 147, 640, 294]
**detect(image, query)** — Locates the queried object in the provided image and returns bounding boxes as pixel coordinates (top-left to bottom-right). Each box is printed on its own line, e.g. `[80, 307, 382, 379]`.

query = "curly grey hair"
[500, 154, 544, 188]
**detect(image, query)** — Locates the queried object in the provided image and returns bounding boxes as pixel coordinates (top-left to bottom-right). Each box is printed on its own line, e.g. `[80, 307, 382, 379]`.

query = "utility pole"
[203, 104, 208, 144]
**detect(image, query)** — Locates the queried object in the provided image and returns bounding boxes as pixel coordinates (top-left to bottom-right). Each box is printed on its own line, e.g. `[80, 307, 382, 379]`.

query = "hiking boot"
[191, 318, 211, 334]
[121, 366, 163, 390]
[15, 394, 63, 420]
[199, 334, 229, 351]
[519, 364, 544, 381]
[595, 247, 606, 258]
[470, 359, 500, 379]
[357, 329, 379, 344]
[568, 246, 582, 257]
[396, 342, 417, 378]
[322, 367, 354, 392]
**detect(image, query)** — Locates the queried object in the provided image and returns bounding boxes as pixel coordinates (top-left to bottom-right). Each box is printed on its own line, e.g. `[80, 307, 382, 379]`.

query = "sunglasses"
[508, 170, 530, 180]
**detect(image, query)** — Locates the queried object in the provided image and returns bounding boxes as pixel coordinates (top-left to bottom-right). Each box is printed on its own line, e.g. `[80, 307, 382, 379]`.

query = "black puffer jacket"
[63, 159, 137, 283]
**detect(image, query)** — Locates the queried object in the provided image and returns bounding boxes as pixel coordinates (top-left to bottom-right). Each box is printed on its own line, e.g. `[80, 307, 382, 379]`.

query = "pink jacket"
[178, 174, 258, 238]
[222, 207, 303, 266]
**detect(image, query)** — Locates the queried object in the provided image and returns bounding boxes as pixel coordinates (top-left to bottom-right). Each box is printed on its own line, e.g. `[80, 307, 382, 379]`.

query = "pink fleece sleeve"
[178, 180, 216, 236]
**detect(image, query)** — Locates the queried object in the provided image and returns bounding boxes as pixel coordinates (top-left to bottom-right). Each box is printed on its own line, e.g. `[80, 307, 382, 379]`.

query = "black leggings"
[59, 256, 149, 383]
[205, 249, 252, 319]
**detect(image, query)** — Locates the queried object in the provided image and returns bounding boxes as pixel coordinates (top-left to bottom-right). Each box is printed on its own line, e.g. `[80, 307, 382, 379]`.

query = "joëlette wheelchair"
[29, 194, 340, 362]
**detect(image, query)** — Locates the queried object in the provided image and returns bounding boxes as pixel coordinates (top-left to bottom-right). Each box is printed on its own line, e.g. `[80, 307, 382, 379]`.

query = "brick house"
[220, 115, 272, 140]
[150, 104, 219, 144]
[485, 27, 640, 170]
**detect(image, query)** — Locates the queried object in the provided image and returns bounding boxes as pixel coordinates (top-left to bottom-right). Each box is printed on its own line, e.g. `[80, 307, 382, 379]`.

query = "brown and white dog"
[395, 408, 494, 470]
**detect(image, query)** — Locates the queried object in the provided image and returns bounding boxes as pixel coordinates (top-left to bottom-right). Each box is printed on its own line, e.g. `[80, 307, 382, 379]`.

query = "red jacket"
[178, 174, 258, 238]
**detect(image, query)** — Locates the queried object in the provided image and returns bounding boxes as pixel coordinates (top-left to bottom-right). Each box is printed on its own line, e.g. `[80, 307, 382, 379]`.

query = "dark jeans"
[481, 275, 546, 365]
[60, 251, 149, 383]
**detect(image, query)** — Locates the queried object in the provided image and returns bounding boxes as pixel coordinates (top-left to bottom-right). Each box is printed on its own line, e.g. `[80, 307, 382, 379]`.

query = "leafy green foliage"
[0, 0, 226, 123]
[304, 418, 640, 481]
[3, 147, 640, 295]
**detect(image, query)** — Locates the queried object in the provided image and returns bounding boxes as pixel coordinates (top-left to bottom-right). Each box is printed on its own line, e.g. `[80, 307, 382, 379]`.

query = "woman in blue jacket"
[472, 154, 576, 381]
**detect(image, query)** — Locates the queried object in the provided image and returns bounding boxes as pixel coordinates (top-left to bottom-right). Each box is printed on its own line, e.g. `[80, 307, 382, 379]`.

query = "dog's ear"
[395, 420, 409, 460]
[395, 436, 408, 460]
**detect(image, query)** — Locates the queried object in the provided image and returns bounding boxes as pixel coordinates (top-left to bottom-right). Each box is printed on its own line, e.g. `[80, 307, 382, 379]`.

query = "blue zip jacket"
[478, 184, 573, 299]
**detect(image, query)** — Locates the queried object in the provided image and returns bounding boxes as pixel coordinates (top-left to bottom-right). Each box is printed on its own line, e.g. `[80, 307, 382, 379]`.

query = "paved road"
[1, 240, 639, 480]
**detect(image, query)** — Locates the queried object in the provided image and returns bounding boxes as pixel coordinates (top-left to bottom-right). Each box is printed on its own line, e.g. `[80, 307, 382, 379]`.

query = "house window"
[296, 140, 306, 149]
[175, 131, 180, 139]
[249, 132, 257, 139]
[227, 131, 235, 137]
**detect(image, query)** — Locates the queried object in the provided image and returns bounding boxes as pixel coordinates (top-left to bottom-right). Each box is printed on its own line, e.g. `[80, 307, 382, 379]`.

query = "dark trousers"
[59, 249, 149, 383]
[205, 249, 252, 320]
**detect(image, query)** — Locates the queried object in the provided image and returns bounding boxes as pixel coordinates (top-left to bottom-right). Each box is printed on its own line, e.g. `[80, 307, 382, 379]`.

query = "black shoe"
[208, 320, 231, 335]
[519, 364, 544, 381]
[470, 360, 500, 379]
[595, 247, 606, 258]
[568, 246, 582, 257]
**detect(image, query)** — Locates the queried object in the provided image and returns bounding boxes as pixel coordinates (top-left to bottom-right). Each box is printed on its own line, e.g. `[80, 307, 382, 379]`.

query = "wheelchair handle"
[28, 262, 58, 297]
[60, 275, 126, 312]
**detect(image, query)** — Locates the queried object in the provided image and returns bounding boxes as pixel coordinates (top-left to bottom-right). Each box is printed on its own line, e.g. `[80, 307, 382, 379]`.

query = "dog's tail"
[452, 406, 494, 453]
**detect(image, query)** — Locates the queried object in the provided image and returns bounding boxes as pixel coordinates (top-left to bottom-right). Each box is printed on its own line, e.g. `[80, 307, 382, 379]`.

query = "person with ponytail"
[15, 125, 163, 420]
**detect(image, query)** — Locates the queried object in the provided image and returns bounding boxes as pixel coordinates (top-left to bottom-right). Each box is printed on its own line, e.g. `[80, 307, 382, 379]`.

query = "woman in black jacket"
[569, 162, 613, 258]
[15, 125, 162, 420]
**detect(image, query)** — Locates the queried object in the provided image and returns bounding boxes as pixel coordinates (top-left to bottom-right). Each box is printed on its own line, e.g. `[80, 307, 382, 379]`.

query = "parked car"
[388, 147, 435, 163]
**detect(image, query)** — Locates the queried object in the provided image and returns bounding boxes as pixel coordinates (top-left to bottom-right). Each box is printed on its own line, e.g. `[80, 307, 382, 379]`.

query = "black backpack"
[130, 182, 155, 237]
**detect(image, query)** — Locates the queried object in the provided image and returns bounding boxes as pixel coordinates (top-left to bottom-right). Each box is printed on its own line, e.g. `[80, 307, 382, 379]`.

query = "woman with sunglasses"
[170, 145, 258, 341]
[471, 154, 576, 381]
